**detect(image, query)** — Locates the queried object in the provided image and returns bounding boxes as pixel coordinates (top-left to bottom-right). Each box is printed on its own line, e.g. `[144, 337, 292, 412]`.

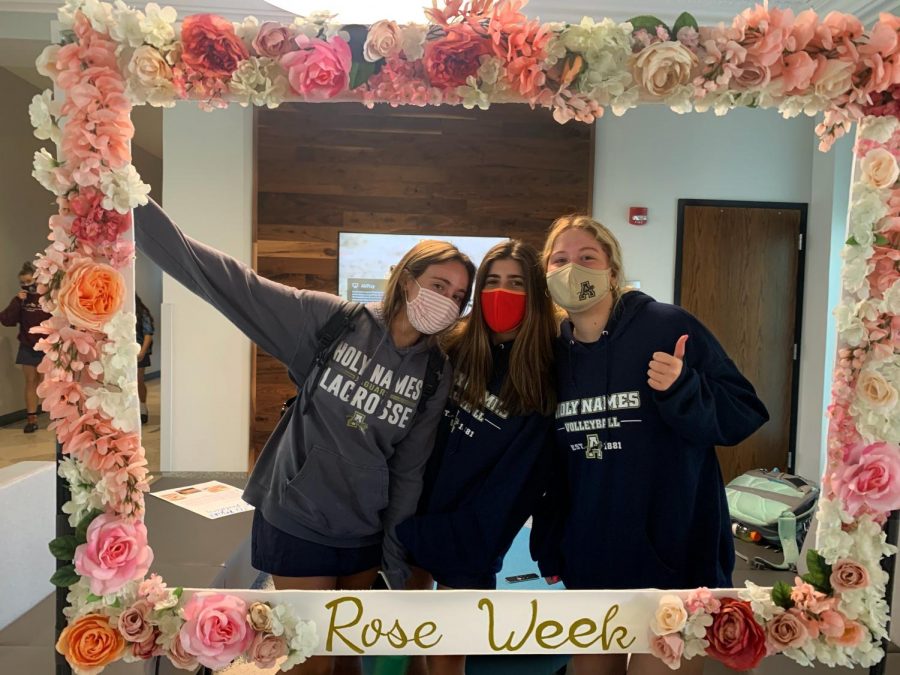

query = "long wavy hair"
[444, 240, 557, 416]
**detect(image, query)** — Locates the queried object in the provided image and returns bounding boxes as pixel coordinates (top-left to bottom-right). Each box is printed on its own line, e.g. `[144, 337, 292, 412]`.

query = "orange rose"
[58, 260, 125, 331]
[56, 613, 127, 675]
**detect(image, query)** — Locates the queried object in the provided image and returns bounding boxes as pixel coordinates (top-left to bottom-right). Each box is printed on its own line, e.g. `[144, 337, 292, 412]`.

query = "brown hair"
[445, 240, 557, 416]
[381, 240, 476, 329]
[19, 261, 36, 277]
[542, 214, 629, 307]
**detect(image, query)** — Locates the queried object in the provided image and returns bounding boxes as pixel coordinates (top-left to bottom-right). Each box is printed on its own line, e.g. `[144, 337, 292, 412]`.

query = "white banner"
[187, 588, 746, 655]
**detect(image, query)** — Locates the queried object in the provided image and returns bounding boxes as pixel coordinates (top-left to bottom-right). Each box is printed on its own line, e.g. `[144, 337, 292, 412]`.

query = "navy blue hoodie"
[397, 341, 553, 585]
[530, 291, 768, 590]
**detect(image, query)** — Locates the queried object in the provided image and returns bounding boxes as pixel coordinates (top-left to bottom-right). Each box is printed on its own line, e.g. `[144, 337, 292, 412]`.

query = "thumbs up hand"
[648, 335, 688, 392]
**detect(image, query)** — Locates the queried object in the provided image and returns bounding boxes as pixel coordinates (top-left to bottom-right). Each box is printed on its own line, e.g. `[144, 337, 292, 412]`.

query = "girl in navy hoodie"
[398, 240, 557, 675]
[530, 215, 768, 675]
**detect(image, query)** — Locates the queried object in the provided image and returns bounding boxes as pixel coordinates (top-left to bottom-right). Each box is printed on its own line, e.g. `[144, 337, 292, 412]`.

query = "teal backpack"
[725, 468, 819, 571]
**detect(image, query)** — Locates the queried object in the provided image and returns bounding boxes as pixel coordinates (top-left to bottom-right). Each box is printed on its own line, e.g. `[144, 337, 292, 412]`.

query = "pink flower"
[67, 188, 132, 247]
[249, 631, 288, 669]
[685, 587, 721, 614]
[782, 51, 817, 93]
[73, 513, 154, 596]
[178, 593, 254, 670]
[132, 631, 161, 660]
[827, 617, 867, 647]
[831, 440, 900, 516]
[766, 610, 809, 653]
[818, 610, 846, 638]
[281, 35, 352, 100]
[734, 5, 791, 68]
[649, 631, 684, 670]
[252, 22, 297, 58]
[789, 608, 820, 640]
[118, 599, 154, 642]
[139, 573, 176, 609]
[166, 633, 199, 671]
[790, 579, 834, 614]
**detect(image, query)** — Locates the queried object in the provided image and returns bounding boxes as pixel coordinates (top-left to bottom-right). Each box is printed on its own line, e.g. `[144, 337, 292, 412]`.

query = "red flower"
[423, 25, 490, 89]
[705, 599, 767, 672]
[180, 14, 248, 78]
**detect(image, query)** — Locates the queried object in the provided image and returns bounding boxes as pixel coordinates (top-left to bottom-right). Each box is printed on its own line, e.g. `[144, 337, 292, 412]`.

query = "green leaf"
[86, 594, 102, 604]
[349, 60, 381, 90]
[49, 535, 79, 561]
[50, 565, 80, 588]
[672, 12, 699, 37]
[771, 581, 795, 610]
[627, 15, 671, 38]
[875, 233, 890, 246]
[801, 549, 833, 594]
[846, 235, 859, 246]
[174, 587, 183, 599]
[75, 509, 104, 543]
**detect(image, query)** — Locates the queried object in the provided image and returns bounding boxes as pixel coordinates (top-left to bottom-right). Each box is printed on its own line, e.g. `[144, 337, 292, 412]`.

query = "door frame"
[674, 198, 808, 473]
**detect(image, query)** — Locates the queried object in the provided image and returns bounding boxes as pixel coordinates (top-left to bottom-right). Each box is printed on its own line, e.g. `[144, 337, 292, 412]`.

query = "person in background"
[135, 294, 155, 424]
[1, 261, 52, 433]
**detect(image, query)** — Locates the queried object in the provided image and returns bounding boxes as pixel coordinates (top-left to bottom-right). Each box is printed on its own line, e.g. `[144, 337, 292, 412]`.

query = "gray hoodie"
[135, 200, 451, 588]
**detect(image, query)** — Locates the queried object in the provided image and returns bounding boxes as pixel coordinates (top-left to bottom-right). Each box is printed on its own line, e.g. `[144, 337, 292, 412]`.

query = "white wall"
[0, 67, 56, 418]
[591, 105, 848, 485]
[161, 104, 253, 472]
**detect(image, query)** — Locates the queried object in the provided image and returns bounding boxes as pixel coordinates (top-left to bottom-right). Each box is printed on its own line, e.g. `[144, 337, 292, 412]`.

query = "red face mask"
[480, 288, 526, 334]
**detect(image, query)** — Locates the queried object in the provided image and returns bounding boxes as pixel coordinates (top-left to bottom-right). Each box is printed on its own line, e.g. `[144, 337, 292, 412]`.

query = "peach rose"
[249, 631, 288, 669]
[649, 631, 684, 669]
[861, 147, 900, 189]
[827, 617, 866, 647]
[56, 613, 127, 675]
[857, 367, 898, 409]
[651, 594, 688, 635]
[117, 599, 154, 643]
[831, 559, 870, 593]
[252, 22, 297, 58]
[57, 260, 125, 331]
[812, 57, 853, 99]
[364, 20, 402, 62]
[129, 46, 173, 88]
[248, 601, 274, 632]
[631, 41, 698, 98]
[766, 610, 809, 653]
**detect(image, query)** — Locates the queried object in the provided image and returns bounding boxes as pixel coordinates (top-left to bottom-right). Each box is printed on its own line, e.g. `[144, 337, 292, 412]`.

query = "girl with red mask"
[397, 239, 558, 675]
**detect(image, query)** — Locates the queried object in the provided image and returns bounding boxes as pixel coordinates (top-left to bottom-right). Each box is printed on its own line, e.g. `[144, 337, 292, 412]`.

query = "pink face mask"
[406, 280, 461, 335]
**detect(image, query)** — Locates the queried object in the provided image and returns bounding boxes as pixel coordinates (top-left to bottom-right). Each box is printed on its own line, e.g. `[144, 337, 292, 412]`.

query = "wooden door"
[676, 201, 805, 483]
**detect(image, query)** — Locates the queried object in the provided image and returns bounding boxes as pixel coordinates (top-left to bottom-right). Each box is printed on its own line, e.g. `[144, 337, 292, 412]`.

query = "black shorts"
[138, 353, 151, 369]
[251, 511, 382, 578]
[433, 571, 497, 590]
[15, 344, 42, 367]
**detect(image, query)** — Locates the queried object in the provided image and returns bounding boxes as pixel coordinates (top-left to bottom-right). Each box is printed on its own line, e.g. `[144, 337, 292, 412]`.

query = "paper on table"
[150, 480, 254, 519]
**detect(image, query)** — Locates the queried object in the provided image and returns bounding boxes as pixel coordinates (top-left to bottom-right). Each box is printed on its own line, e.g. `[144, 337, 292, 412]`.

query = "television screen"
[338, 232, 508, 308]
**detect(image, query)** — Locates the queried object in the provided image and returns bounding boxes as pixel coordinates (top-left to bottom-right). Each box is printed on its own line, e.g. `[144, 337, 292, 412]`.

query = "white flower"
[59, 458, 104, 526]
[841, 245, 873, 299]
[399, 24, 427, 61]
[850, 360, 900, 442]
[36, 45, 61, 80]
[229, 57, 290, 109]
[666, 86, 694, 114]
[234, 15, 260, 50]
[272, 603, 318, 670]
[30, 90, 61, 143]
[739, 581, 782, 621]
[85, 386, 140, 433]
[458, 78, 491, 111]
[125, 45, 177, 107]
[848, 184, 888, 247]
[59, 0, 113, 32]
[881, 279, 900, 315]
[33, 149, 73, 196]
[477, 56, 504, 86]
[560, 17, 635, 107]
[859, 116, 899, 143]
[833, 300, 867, 347]
[109, 0, 145, 48]
[141, 3, 178, 50]
[100, 164, 151, 213]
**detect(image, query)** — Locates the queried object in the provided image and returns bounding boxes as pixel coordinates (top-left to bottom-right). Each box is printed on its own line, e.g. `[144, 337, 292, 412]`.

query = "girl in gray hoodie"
[134, 200, 475, 675]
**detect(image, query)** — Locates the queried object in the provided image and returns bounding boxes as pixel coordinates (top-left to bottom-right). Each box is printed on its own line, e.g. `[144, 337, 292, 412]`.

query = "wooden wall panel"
[251, 102, 593, 462]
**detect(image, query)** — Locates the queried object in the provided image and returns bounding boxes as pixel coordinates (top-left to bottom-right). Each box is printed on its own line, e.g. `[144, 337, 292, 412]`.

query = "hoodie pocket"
[282, 445, 389, 539]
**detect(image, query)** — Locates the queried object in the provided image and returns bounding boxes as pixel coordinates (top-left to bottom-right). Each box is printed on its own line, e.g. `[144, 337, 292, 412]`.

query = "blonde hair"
[542, 214, 629, 306]
[381, 240, 476, 329]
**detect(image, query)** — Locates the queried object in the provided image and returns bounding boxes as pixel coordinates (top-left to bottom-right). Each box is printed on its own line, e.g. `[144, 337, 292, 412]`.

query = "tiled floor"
[0, 377, 161, 473]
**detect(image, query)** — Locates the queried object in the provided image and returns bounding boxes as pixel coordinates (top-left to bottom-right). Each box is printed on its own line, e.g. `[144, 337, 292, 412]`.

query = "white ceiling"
[0, 0, 895, 161]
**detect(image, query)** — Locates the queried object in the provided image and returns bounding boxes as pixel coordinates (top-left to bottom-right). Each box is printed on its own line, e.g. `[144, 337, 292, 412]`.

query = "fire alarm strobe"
[629, 207, 648, 226]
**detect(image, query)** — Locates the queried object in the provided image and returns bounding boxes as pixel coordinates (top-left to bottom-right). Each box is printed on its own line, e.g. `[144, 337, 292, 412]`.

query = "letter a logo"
[578, 281, 596, 301]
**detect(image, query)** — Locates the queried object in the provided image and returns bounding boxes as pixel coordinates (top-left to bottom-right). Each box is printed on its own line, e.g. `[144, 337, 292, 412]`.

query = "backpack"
[725, 468, 819, 571]
[280, 302, 445, 417]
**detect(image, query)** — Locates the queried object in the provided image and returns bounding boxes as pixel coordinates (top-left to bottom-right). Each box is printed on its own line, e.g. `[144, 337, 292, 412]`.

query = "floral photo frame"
[27, 0, 900, 672]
